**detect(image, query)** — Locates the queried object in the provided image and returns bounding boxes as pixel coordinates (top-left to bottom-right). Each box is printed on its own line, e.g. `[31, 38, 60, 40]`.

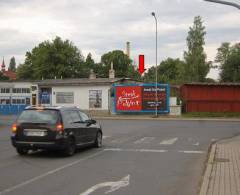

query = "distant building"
[1, 58, 17, 80]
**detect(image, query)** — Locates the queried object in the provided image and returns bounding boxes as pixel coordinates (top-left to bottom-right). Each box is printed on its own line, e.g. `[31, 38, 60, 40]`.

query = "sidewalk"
[199, 135, 240, 195]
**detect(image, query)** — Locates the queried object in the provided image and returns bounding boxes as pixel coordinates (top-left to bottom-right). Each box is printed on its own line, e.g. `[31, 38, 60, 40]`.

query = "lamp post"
[204, 0, 240, 9]
[151, 12, 158, 117]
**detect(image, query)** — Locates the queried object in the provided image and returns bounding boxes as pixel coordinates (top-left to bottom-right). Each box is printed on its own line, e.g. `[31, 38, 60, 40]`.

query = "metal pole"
[204, 0, 240, 9]
[151, 12, 158, 117]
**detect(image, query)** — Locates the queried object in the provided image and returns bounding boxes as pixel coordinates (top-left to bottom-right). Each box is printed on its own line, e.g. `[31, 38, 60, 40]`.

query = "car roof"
[24, 106, 80, 111]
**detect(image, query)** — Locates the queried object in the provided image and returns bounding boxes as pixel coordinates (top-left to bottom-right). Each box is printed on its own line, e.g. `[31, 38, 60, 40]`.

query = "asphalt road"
[0, 118, 239, 195]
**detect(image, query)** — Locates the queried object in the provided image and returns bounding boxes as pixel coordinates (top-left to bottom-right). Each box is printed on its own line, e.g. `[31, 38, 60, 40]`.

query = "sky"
[0, 0, 239, 80]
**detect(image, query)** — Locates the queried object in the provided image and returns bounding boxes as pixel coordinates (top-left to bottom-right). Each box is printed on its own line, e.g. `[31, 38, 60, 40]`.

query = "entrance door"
[32, 94, 36, 106]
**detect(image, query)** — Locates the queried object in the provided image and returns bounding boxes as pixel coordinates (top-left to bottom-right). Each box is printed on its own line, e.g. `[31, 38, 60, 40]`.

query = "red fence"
[180, 83, 240, 112]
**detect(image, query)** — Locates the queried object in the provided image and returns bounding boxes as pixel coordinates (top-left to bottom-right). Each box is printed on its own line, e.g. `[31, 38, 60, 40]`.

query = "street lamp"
[151, 12, 158, 117]
[204, 0, 240, 9]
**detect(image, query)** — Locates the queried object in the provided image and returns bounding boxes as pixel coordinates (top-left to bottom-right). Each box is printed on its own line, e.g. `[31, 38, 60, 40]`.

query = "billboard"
[114, 84, 170, 113]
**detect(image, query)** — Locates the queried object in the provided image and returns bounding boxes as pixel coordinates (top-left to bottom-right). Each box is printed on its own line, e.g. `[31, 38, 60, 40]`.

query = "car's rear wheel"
[94, 131, 102, 148]
[63, 137, 76, 156]
[16, 147, 28, 155]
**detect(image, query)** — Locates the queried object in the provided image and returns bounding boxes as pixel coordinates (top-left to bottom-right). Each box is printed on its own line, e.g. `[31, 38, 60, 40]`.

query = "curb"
[199, 144, 217, 195]
[94, 116, 240, 122]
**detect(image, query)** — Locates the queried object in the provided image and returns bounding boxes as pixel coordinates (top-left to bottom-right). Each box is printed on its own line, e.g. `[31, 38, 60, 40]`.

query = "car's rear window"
[18, 109, 59, 124]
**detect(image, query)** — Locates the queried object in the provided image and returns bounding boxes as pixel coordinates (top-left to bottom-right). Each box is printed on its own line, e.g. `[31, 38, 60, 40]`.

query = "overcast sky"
[0, 0, 239, 79]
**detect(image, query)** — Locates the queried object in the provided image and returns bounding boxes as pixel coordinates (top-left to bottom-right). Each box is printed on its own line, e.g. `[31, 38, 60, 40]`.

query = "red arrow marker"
[138, 55, 145, 75]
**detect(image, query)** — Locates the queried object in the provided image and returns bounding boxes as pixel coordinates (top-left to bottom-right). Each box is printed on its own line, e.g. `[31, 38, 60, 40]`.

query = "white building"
[0, 78, 136, 115]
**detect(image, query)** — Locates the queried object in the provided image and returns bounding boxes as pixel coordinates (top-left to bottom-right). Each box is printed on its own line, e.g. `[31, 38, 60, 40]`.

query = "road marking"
[103, 136, 111, 139]
[178, 150, 205, 154]
[193, 142, 199, 146]
[159, 137, 178, 145]
[134, 137, 155, 144]
[111, 137, 131, 144]
[79, 175, 130, 195]
[0, 150, 105, 195]
[104, 148, 167, 153]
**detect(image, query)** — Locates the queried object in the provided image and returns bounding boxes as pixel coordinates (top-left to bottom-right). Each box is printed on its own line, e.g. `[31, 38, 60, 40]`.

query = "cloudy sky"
[0, 0, 239, 79]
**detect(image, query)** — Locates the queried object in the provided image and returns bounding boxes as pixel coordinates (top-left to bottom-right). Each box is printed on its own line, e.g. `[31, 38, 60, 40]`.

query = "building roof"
[182, 82, 240, 86]
[36, 78, 135, 87]
[2, 70, 17, 80]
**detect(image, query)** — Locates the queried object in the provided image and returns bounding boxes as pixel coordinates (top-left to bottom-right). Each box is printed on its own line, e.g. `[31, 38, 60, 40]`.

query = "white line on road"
[79, 175, 130, 195]
[193, 142, 200, 146]
[0, 150, 105, 195]
[104, 148, 168, 153]
[111, 137, 131, 144]
[178, 150, 205, 154]
[103, 136, 111, 139]
[134, 137, 155, 144]
[104, 148, 205, 154]
[159, 137, 178, 145]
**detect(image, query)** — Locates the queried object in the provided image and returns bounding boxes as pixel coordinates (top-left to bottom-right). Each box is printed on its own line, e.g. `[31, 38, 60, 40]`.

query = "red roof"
[2, 70, 17, 80]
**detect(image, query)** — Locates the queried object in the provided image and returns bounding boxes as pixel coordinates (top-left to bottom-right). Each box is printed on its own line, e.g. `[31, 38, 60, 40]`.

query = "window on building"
[0, 88, 10, 93]
[89, 90, 102, 109]
[0, 98, 10, 104]
[56, 92, 74, 104]
[11, 98, 26, 105]
[12, 88, 30, 94]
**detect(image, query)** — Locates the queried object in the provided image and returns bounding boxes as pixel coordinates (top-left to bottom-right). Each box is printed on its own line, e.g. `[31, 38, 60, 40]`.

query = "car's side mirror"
[86, 119, 96, 126]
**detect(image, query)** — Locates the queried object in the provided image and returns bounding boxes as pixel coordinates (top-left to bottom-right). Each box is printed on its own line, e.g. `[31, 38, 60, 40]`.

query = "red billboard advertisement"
[115, 84, 170, 113]
[116, 86, 142, 111]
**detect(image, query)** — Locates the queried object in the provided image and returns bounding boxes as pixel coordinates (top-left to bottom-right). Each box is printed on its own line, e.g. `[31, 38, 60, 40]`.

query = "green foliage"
[8, 57, 16, 72]
[0, 71, 9, 80]
[17, 37, 84, 79]
[126, 65, 142, 80]
[215, 42, 231, 66]
[82, 53, 96, 77]
[101, 50, 132, 77]
[183, 16, 210, 82]
[143, 58, 185, 84]
[219, 44, 240, 82]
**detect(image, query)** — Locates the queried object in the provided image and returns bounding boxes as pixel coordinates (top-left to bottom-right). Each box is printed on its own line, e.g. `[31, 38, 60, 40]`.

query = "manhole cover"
[215, 158, 230, 163]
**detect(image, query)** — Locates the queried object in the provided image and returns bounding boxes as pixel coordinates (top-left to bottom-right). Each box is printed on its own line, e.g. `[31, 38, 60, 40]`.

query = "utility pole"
[151, 12, 158, 117]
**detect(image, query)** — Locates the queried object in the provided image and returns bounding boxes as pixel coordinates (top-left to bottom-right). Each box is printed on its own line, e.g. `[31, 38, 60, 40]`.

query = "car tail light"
[56, 123, 64, 132]
[12, 123, 17, 134]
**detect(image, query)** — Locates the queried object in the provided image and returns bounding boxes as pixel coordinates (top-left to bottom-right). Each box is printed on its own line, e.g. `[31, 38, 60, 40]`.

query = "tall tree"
[143, 58, 185, 84]
[17, 37, 84, 79]
[215, 42, 231, 66]
[183, 16, 210, 82]
[219, 44, 240, 82]
[101, 50, 132, 77]
[8, 57, 16, 72]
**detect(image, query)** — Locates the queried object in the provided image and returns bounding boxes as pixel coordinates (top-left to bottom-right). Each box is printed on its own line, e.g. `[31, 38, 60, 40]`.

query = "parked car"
[11, 106, 103, 156]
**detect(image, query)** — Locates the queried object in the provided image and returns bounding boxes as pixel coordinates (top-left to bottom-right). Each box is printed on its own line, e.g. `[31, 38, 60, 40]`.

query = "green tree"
[0, 71, 9, 80]
[183, 16, 210, 82]
[8, 57, 16, 72]
[82, 53, 96, 77]
[101, 50, 132, 77]
[215, 42, 231, 67]
[126, 65, 142, 80]
[17, 37, 84, 79]
[143, 58, 185, 84]
[219, 44, 240, 82]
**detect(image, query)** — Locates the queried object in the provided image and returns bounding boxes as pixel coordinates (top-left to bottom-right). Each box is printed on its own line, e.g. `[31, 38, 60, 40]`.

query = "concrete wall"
[51, 85, 110, 110]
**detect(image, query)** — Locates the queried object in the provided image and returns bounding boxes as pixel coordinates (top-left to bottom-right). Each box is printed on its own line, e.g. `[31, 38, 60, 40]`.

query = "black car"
[11, 106, 103, 156]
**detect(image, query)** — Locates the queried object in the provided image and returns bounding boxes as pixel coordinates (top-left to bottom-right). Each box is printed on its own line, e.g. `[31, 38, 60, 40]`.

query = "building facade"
[0, 78, 135, 115]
